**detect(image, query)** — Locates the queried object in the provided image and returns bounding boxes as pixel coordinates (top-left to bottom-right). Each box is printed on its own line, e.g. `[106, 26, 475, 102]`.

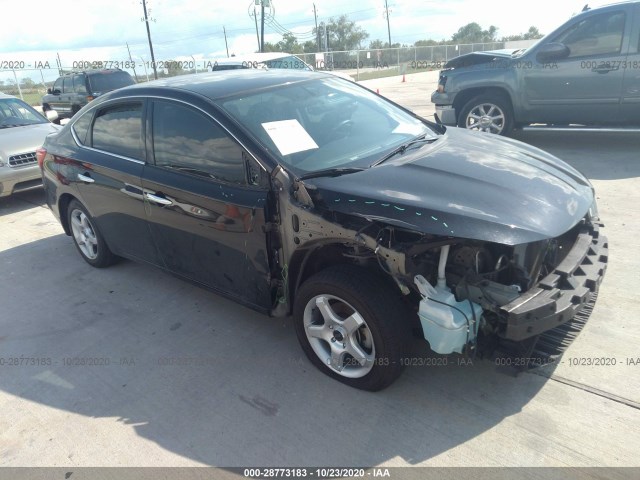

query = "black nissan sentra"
[39, 70, 607, 390]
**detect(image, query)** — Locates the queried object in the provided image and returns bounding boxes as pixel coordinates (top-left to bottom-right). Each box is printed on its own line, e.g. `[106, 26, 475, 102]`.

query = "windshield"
[264, 55, 312, 71]
[0, 98, 47, 128]
[217, 77, 436, 175]
[88, 71, 135, 93]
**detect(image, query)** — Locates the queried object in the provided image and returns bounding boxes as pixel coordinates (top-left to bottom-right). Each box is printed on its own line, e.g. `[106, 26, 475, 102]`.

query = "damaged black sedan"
[39, 70, 607, 391]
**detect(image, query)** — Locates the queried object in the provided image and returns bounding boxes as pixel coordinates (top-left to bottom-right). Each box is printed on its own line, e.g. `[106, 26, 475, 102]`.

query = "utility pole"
[260, 0, 265, 53]
[126, 42, 139, 82]
[223, 26, 230, 57]
[141, 0, 158, 79]
[313, 3, 319, 52]
[323, 23, 328, 52]
[252, 7, 260, 51]
[384, 0, 392, 47]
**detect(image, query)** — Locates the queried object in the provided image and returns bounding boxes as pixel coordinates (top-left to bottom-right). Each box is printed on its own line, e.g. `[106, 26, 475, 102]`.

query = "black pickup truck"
[431, 2, 640, 135]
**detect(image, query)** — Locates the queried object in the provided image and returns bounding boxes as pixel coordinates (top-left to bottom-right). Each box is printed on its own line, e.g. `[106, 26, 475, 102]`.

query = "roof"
[0, 92, 17, 99]
[214, 52, 311, 65]
[120, 69, 331, 100]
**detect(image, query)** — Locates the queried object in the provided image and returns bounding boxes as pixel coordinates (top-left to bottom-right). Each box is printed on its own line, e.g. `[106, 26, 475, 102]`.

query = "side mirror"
[47, 88, 52, 94]
[45, 110, 59, 122]
[536, 43, 570, 63]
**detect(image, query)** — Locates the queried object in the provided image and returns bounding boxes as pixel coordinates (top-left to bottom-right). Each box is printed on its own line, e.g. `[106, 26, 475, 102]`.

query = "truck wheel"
[458, 94, 513, 135]
[67, 200, 117, 268]
[293, 265, 408, 391]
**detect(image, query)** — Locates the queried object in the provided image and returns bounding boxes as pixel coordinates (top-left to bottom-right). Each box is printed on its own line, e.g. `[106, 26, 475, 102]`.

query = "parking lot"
[1, 71, 640, 472]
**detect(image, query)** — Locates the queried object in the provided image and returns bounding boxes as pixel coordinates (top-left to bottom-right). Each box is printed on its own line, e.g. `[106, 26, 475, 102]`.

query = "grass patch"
[352, 68, 438, 82]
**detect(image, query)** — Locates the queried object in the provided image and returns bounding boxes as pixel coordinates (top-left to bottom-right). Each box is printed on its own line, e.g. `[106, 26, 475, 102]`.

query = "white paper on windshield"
[262, 119, 319, 156]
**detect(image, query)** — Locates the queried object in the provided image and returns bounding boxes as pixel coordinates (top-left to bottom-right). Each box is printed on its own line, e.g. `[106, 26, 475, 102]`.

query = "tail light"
[86, 96, 95, 102]
[36, 147, 47, 170]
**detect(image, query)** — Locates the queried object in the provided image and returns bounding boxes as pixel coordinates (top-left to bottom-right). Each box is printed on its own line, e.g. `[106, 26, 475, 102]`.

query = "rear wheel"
[294, 265, 408, 391]
[67, 200, 116, 268]
[458, 94, 513, 135]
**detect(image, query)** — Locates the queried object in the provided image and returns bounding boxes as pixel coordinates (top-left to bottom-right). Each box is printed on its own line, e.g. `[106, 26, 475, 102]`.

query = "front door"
[523, 7, 630, 125]
[141, 99, 272, 309]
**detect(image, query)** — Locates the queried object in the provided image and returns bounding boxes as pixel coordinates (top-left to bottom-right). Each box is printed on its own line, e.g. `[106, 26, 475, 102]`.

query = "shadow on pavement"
[0, 234, 549, 466]
[0, 189, 47, 216]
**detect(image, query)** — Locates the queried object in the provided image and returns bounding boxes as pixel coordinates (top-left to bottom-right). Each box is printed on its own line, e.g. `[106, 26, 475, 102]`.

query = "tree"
[451, 23, 498, 43]
[165, 60, 184, 77]
[302, 40, 317, 52]
[501, 26, 544, 42]
[316, 15, 369, 51]
[414, 39, 443, 47]
[276, 33, 304, 53]
[262, 41, 279, 52]
[21, 77, 36, 88]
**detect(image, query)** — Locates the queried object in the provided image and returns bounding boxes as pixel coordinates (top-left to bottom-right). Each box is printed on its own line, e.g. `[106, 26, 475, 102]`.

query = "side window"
[72, 111, 92, 145]
[73, 75, 87, 94]
[554, 11, 626, 58]
[91, 103, 144, 160]
[53, 78, 63, 93]
[152, 100, 246, 185]
[62, 77, 71, 93]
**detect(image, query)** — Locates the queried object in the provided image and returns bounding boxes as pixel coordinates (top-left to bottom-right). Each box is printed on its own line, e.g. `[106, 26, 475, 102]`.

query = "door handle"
[591, 67, 617, 74]
[145, 192, 173, 206]
[77, 173, 95, 183]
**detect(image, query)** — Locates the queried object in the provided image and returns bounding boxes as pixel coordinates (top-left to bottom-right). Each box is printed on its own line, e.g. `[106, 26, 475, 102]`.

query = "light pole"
[384, 0, 392, 47]
[141, 0, 158, 79]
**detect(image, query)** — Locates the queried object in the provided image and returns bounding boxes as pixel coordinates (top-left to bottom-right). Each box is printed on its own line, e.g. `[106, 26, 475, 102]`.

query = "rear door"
[72, 74, 88, 113]
[141, 98, 272, 309]
[69, 100, 160, 265]
[48, 78, 66, 113]
[59, 77, 74, 116]
[523, 6, 631, 124]
[620, 2, 640, 122]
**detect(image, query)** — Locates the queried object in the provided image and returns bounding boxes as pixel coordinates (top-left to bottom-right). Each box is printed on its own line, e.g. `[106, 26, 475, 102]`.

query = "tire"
[67, 200, 117, 268]
[458, 94, 514, 135]
[293, 265, 409, 391]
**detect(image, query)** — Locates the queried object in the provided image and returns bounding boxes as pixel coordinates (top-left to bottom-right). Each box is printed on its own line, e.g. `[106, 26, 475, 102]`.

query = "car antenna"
[582, 4, 590, 11]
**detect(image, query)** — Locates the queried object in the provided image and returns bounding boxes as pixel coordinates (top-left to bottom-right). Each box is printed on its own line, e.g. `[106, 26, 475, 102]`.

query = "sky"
[0, 0, 615, 83]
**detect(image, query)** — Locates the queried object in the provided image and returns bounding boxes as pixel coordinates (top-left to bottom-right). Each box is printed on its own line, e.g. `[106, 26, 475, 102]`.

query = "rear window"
[91, 102, 144, 160]
[87, 72, 135, 93]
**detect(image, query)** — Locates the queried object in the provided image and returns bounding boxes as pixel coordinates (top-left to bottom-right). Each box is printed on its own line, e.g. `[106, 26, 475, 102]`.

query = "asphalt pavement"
[1, 71, 639, 472]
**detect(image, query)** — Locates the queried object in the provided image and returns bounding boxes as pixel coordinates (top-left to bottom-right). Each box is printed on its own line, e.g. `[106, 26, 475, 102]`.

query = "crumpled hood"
[305, 128, 594, 245]
[445, 49, 518, 69]
[0, 123, 60, 159]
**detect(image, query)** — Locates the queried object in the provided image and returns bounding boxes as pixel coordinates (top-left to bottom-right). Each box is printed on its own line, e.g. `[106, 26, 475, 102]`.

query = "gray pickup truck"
[431, 1, 640, 135]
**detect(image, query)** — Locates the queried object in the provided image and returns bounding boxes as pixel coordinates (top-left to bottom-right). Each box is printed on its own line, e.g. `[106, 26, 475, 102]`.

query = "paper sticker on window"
[261, 119, 319, 156]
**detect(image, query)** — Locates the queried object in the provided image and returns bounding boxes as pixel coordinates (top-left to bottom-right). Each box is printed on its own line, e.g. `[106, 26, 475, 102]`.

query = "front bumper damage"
[501, 225, 608, 342]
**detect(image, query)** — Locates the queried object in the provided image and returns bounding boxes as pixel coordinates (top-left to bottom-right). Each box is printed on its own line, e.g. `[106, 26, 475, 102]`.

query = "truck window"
[554, 11, 626, 58]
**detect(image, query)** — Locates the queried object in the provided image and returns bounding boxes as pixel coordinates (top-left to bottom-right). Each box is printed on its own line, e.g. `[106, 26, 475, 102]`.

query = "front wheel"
[293, 265, 408, 391]
[458, 94, 514, 135]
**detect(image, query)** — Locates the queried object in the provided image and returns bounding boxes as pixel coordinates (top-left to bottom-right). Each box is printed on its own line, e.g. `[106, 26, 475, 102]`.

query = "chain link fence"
[1, 42, 506, 106]
[297, 43, 506, 79]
